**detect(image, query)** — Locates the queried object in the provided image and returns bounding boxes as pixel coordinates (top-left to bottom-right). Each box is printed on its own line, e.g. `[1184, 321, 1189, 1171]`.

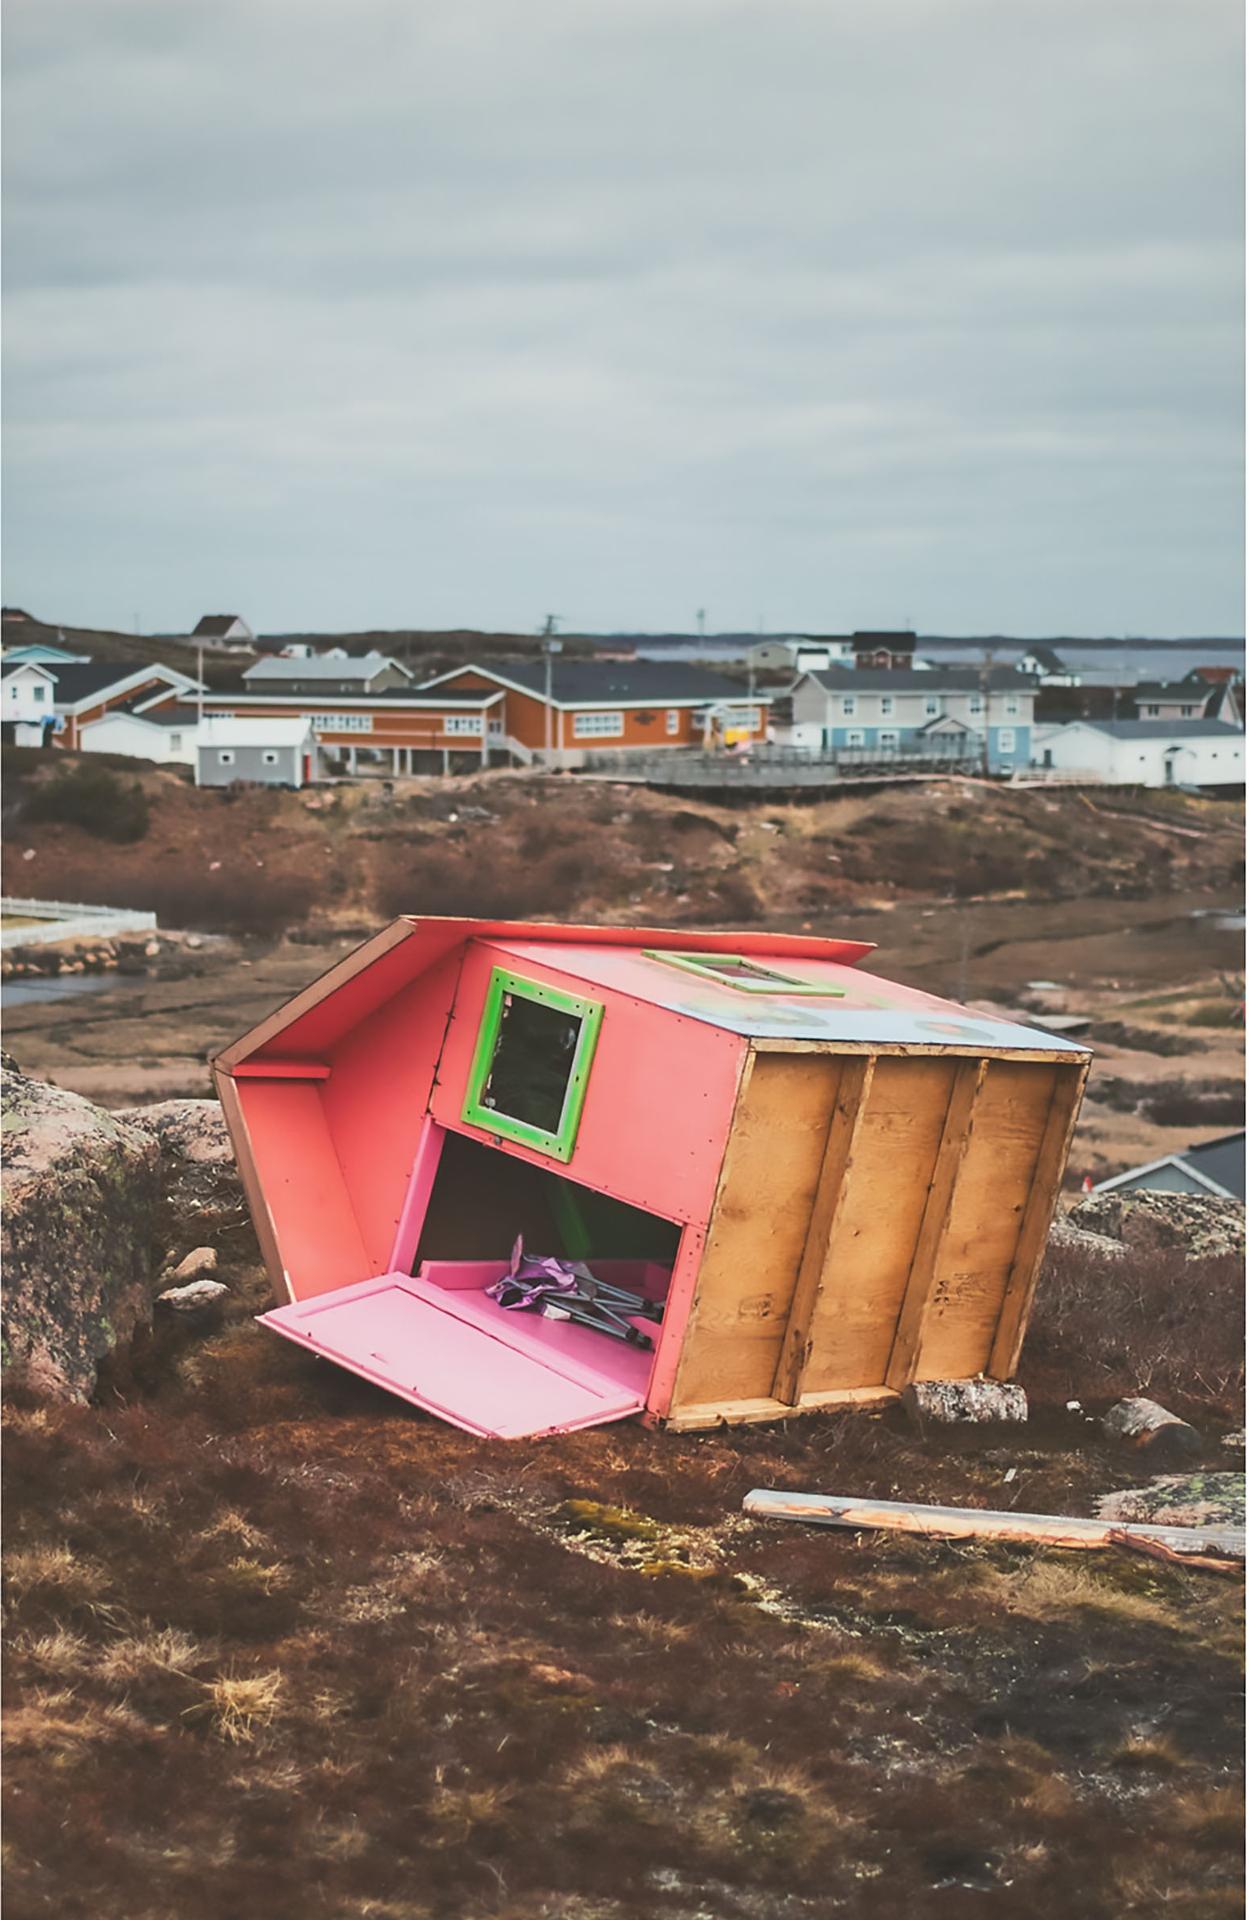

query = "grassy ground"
[3, 1231, 1243, 1920]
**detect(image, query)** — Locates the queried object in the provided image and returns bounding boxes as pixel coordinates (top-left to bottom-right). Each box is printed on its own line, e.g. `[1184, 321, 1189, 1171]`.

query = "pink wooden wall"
[431, 937, 746, 1229]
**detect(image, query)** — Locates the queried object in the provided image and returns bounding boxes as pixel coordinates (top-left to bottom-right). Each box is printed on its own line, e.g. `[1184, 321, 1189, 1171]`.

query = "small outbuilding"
[216, 920, 1091, 1439]
[196, 716, 317, 788]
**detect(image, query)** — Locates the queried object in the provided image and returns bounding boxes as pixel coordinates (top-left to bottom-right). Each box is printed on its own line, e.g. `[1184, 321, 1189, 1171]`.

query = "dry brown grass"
[203, 1668, 285, 1745]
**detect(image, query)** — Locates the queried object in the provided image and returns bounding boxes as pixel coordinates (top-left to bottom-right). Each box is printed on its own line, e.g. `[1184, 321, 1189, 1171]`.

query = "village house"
[199, 682, 506, 774]
[1032, 718, 1245, 789]
[419, 660, 770, 766]
[196, 716, 318, 789]
[854, 630, 917, 670]
[774, 667, 1034, 772]
[242, 650, 412, 696]
[191, 613, 255, 649]
[1, 661, 58, 744]
[48, 661, 202, 748]
[80, 699, 202, 766]
[748, 635, 857, 674]
[1093, 1130, 1244, 1203]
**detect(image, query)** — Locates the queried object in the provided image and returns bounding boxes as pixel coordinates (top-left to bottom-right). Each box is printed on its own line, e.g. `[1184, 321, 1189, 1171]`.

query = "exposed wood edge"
[884, 1058, 988, 1391]
[741, 1489, 1246, 1569]
[662, 1387, 898, 1431]
[231, 1060, 332, 1080]
[751, 1040, 1087, 1064]
[988, 1058, 1092, 1378]
[772, 1055, 876, 1404]
[661, 1039, 756, 1418]
[214, 918, 415, 1071]
[212, 1068, 289, 1303]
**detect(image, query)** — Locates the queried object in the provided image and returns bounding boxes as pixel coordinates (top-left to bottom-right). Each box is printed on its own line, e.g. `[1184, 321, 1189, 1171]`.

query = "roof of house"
[1, 659, 56, 682]
[1183, 1131, 1246, 1201]
[2, 643, 88, 665]
[216, 919, 1091, 1065]
[424, 660, 764, 705]
[1020, 644, 1067, 672]
[242, 651, 412, 685]
[192, 614, 248, 638]
[105, 698, 202, 729]
[807, 666, 1033, 693]
[198, 717, 315, 749]
[853, 630, 916, 648]
[49, 662, 197, 708]
[1066, 719, 1244, 741]
[1094, 1129, 1245, 1202]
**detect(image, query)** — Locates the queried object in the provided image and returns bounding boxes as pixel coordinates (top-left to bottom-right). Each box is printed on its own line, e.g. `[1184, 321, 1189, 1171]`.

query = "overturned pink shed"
[214, 919, 1090, 1439]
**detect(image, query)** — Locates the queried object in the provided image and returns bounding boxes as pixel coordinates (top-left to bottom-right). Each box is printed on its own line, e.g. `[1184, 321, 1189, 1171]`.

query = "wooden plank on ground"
[772, 1057, 875, 1404]
[663, 1387, 898, 1431]
[884, 1058, 987, 1391]
[987, 1058, 1091, 1378]
[742, 1488, 1246, 1571]
[667, 1051, 841, 1409]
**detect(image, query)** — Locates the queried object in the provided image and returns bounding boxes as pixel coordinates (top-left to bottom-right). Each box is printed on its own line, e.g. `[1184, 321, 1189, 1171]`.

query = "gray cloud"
[3, 0, 1243, 634]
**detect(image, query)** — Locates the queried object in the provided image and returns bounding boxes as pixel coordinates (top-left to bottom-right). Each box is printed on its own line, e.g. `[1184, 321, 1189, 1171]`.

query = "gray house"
[242, 650, 411, 697]
[196, 717, 317, 789]
[775, 666, 1036, 773]
[1093, 1131, 1245, 1203]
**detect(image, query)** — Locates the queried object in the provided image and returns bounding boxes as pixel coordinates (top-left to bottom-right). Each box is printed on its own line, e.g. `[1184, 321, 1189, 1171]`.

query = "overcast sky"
[3, 0, 1244, 637]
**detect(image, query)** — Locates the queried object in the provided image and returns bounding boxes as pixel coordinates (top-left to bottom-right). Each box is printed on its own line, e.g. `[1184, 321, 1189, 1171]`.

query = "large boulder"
[2, 1056, 161, 1401]
[118, 1097, 255, 1266]
[1066, 1187, 1243, 1261]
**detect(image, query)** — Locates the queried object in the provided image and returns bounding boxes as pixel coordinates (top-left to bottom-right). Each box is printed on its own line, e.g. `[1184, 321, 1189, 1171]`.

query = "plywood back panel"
[909, 1058, 1059, 1381]
[791, 1056, 959, 1395]
[668, 1052, 843, 1409]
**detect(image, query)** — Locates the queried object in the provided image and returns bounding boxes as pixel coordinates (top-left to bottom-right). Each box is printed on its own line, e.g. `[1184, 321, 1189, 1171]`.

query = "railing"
[1, 897, 158, 950]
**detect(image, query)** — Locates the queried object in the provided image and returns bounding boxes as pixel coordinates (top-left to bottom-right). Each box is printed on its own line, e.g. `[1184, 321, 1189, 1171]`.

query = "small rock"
[902, 1379, 1028, 1427]
[185, 934, 203, 950]
[1066, 1399, 1083, 1412]
[1222, 1430, 1246, 1452]
[144, 940, 160, 957]
[157, 1278, 230, 1313]
[171, 1245, 218, 1282]
[1097, 1472, 1245, 1533]
[1102, 1396, 1202, 1464]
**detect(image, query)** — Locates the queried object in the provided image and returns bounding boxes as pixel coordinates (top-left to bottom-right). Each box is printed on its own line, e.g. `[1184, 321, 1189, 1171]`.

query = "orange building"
[422, 660, 770, 765]
[51, 662, 201, 748]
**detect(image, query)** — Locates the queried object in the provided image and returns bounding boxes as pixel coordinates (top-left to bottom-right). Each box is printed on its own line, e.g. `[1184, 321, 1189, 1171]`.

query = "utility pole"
[696, 607, 706, 640]
[195, 643, 204, 788]
[979, 647, 995, 779]
[540, 616, 562, 766]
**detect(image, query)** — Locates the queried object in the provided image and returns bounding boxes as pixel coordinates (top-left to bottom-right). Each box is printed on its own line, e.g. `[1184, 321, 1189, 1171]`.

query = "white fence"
[0, 897, 158, 950]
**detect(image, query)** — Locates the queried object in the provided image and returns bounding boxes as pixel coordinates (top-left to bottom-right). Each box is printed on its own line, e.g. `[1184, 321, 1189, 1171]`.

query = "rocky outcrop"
[2, 1056, 161, 1401]
[2, 1064, 255, 1402]
[119, 1098, 253, 1265]
[1066, 1188, 1243, 1261]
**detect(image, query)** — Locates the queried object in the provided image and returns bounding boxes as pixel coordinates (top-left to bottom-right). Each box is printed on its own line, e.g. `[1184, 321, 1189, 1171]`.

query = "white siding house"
[80, 708, 199, 766]
[1033, 720, 1244, 788]
[1, 662, 57, 743]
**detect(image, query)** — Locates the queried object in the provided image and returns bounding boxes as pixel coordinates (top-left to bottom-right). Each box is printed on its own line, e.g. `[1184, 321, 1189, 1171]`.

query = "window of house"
[573, 711, 625, 739]
[845, 728, 865, 746]
[842, 696, 856, 716]
[461, 969, 603, 1163]
[644, 949, 845, 997]
[1180, 705, 1196, 717]
[880, 696, 894, 716]
[666, 709, 680, 735]
[969, 696, 983, 715]
[444, 714, 484, 735]
[998, 728, 1016, 752]
[32, 684, 46, 702]
[218, 750, 235, 765]
[1005, 697, 1019, 716]
[878, 729, 899, 749]
[311, 712, 373, 732]
[1144, 704, 1160, 717]
[925, 697, 940, 717]
[168, 733, 182, 751]
[262, 750, 280, 765]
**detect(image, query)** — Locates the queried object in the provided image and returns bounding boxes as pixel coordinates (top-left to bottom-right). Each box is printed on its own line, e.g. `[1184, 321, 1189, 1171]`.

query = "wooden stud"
[752, 1038, 1080, 1065]
[884, 1057, 988, 1390]
[771, 1056, 876, 1404]
[662, 1385, 899, 1431]
[987, 1058, 1091, 1378]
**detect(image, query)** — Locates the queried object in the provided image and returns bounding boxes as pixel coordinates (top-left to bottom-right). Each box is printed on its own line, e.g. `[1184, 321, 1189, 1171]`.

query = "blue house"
[775, 668, 1035, 773]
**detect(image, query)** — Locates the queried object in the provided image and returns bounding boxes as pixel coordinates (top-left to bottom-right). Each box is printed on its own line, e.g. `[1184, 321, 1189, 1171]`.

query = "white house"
[748, 635, 857, 674]
[192, 613, 254, 649]
[1, 661, 58, 743]
[1033, 719, 1244, 788]
[80, 703, 201, 767]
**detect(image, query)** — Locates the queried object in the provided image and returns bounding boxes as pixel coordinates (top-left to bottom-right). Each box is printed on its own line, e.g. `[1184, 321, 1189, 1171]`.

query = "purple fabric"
[487, 1237, 584, 1312]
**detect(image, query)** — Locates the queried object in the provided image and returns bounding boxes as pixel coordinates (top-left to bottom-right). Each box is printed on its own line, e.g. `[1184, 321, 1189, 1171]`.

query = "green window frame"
[462, 968, 604, 1162]
[643, 949, 845, 997]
